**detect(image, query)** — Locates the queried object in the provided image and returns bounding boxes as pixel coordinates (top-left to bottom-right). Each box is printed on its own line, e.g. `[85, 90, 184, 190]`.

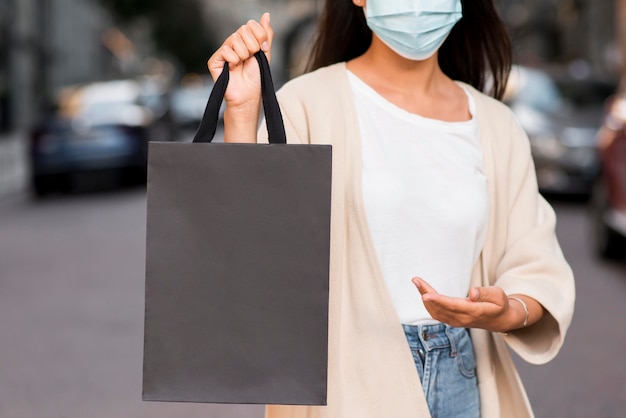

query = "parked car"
[29, 79, 168, 196]
[590, 91, 626, 259]
[504, 66, 613, 197]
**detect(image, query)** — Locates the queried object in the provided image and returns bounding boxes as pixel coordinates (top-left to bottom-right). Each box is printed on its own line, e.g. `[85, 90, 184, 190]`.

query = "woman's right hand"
[207, 13, 274, 142]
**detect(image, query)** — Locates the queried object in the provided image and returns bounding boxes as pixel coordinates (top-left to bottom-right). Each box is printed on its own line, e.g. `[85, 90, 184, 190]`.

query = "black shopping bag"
[142, 52, 331, 405]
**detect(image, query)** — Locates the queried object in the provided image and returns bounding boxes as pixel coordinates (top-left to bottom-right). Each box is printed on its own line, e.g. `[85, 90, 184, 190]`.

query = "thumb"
[260, 12, 274, 62]
[469, 286, 506, 305]
[412, 277, 438, 295]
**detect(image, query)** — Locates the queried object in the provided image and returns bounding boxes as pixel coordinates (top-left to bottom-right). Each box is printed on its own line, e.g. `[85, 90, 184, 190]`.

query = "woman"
[207, 1, 575, 417]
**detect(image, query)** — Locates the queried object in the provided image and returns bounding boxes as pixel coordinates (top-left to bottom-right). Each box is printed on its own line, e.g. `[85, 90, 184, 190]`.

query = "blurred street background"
[1, 0, 626, 417]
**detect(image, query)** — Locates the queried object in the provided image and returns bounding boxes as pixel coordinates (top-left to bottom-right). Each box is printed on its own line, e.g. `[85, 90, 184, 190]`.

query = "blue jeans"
[402, 324, 480, 418]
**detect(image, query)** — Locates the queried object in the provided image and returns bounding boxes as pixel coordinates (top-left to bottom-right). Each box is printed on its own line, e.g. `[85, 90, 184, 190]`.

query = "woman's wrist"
[507, 296, 529, 328]
[223, 101, 261, 143]
[501, 294, 545, 334]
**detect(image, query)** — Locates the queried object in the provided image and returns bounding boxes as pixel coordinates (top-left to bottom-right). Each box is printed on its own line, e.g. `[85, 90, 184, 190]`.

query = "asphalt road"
[0, 184, 624, 418]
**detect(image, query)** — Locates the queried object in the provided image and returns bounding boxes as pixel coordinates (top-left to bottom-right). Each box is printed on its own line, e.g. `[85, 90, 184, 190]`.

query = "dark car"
[504, 66, 612, 197]
[590, 91, 626, 260]
[30, 116, 149, 195]
[30, 80, 164, 196]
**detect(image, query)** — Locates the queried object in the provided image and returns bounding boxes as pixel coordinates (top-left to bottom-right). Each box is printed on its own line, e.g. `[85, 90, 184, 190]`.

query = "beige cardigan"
[259, 63, 575, 418]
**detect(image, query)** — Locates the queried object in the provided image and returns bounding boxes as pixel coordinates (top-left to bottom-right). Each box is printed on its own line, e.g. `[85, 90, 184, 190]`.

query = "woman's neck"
[347, 36, 443, 93]
[345, 35, 470, 122]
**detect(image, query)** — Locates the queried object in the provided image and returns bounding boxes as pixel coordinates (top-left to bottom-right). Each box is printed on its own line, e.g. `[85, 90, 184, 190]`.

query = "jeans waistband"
[402, 323, 468, 352]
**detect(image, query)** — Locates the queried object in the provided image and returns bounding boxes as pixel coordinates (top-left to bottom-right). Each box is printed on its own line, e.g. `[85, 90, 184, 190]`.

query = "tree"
[98, 0, 217, 73]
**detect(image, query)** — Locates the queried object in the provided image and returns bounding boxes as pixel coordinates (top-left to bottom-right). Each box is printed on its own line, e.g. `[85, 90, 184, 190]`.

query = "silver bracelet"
[508, 296, 529, 327]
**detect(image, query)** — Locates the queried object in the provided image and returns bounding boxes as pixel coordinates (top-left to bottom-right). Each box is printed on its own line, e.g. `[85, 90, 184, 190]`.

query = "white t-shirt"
[347, 70, 488, 325]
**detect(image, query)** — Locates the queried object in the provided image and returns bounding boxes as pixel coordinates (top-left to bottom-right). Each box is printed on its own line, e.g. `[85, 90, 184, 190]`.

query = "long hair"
[306, 0, 512, 100]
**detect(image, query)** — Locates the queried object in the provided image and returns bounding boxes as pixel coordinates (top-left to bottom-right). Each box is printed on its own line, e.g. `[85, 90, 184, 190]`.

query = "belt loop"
[445, 325, 458, 357]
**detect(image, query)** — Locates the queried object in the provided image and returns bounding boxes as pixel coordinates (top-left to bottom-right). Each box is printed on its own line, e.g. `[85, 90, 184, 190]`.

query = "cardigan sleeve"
[492, 113, 575, 365]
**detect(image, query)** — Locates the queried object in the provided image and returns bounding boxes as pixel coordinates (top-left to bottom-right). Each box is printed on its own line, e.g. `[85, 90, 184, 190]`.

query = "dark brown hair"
[307, 0, 512, 100]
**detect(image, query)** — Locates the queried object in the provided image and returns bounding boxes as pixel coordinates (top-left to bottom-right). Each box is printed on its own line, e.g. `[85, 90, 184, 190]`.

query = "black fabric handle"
[193, 52, 287, 144]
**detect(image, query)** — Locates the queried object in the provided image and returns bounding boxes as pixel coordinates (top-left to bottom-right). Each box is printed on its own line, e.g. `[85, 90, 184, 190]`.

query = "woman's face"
[357, 0, 464, 62]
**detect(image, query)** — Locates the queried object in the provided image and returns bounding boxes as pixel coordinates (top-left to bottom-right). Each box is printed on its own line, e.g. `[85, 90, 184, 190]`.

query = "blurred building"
[500, 0, 621, 78]
[0, 0, 134, 134]
[0, 0, 11, 132]
[45, 0, 117, 95]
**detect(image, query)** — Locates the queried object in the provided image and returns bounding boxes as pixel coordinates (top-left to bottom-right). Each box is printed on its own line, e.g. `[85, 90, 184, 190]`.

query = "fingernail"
[261, 41, 269, 51]
[412, 278, 420, 289]
[266, 12, 271, 23]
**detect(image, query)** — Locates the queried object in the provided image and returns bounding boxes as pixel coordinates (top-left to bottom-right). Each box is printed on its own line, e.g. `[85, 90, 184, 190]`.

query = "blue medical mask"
[365, 0, 463, 61]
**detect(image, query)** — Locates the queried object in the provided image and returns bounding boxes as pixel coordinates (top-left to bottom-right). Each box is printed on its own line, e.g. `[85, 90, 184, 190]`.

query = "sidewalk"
[0, 132, 28, 201]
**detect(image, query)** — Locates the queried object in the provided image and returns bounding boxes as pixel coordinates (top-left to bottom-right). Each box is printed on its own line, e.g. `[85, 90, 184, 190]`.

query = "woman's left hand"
[412, 277, 525, 333]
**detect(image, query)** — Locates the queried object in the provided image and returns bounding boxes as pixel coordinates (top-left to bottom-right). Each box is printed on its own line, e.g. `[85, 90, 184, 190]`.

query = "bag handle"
[192, 52, 287, 144]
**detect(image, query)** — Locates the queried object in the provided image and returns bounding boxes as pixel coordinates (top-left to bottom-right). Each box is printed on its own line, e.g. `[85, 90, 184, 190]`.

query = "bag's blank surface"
[143, 143, 331, 405]
[142, 52, 331, 405]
